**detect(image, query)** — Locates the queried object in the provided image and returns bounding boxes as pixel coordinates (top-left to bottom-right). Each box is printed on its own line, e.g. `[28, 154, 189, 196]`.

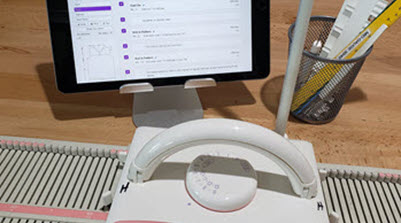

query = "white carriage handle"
[128, 119, 318, 199]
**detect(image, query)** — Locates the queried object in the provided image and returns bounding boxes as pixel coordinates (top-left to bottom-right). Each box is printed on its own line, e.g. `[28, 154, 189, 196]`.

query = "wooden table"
[0, 0, 400, 169]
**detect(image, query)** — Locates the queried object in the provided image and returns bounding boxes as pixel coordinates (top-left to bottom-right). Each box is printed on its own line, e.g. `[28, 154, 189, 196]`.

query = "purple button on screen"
[123, 44, 128, 49]
[120, 17, 126, 22]
[122, 29, 127, 33]
[74, 6, 111, 12]
[119, 2, 124, 6]
[125, 70, 130, 74]
[124, 55, 129, 60]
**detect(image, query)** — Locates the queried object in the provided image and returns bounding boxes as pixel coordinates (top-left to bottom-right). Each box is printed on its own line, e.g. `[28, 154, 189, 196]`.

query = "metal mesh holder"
[288, 16, 373, 124]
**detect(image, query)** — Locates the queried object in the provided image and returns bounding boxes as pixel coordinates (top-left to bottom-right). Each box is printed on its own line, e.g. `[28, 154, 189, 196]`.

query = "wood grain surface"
[0, 0, 400, 169]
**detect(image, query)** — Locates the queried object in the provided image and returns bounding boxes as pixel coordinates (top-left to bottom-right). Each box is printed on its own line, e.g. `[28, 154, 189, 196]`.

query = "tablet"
[47, 0, 270, 93]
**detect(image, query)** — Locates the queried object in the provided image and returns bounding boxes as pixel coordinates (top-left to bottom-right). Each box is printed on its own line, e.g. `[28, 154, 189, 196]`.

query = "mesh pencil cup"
[288, 16, 373, 124]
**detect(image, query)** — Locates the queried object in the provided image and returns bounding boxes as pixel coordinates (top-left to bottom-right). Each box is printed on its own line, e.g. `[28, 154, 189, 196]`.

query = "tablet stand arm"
[120, 78, 216, 128]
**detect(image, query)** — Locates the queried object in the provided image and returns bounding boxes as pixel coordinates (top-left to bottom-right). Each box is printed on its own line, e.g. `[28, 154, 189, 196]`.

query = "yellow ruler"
[291, 0, 401, 112]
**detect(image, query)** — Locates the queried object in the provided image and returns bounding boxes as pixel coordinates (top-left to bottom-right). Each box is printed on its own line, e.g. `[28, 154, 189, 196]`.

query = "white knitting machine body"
[106, 119, 330, 223]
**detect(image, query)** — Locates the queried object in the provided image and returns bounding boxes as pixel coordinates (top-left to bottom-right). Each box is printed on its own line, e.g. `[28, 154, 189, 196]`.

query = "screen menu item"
[67, 0, 252, 84]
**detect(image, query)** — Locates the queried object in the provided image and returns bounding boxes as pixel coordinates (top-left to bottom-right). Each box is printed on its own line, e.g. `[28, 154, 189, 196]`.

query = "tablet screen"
[67, 0, 253, 84]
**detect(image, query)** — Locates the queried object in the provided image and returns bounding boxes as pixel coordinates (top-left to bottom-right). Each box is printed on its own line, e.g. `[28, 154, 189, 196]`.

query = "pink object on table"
[0, 203, 108, 221]
[115, 221, 167, 223]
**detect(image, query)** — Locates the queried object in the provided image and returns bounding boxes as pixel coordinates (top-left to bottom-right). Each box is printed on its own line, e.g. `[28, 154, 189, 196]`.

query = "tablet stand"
[120, 78, 216, 128]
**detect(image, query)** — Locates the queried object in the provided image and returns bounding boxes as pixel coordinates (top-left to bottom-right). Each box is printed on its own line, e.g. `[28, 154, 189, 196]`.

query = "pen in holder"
[288, 16, 373, 124]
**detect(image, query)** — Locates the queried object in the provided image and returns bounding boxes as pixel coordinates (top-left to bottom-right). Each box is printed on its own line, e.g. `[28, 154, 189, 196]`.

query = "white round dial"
[186, 155, 257, 212]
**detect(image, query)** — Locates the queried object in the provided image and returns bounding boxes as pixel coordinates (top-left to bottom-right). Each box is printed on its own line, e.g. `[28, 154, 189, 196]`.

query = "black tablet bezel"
[46, 0, 270, 93]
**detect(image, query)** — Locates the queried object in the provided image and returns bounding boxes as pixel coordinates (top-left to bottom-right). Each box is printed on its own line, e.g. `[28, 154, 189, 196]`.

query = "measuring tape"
[291, 0, 401, 113]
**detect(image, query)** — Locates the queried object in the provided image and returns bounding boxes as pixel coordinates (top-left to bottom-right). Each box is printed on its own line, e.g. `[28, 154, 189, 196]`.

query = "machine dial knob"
[186, 155, 257, 212]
